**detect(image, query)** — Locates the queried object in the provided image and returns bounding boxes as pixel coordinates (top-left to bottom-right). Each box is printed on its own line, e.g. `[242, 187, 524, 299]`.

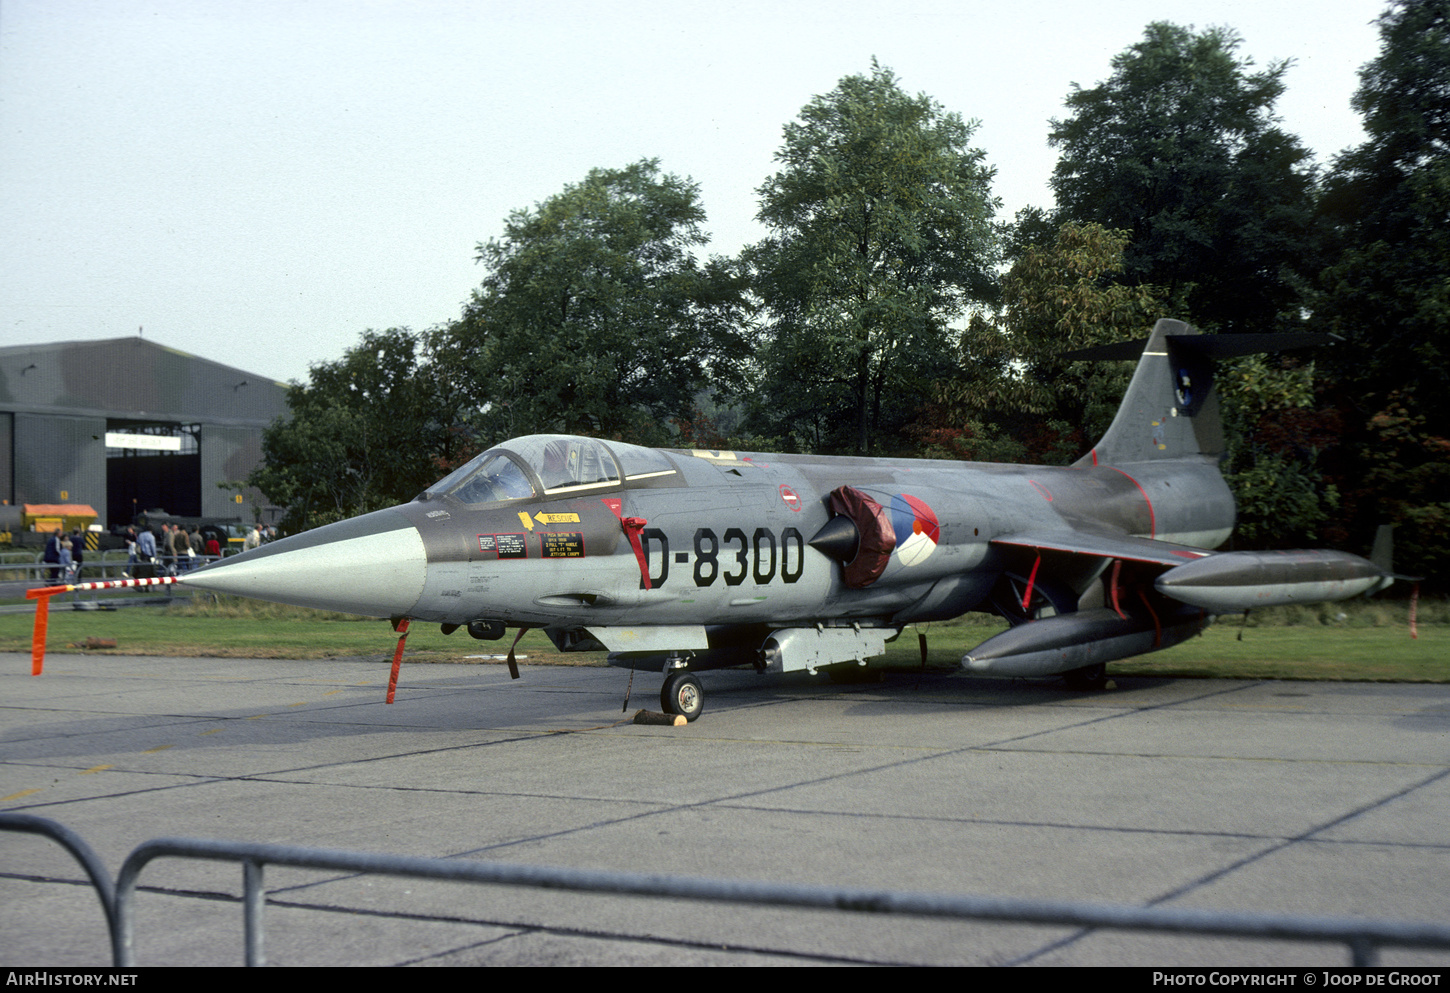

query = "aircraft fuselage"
[191, 440, 1234, 637]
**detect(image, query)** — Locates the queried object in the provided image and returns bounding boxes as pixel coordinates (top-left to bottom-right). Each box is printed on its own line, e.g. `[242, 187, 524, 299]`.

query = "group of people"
[122, 522, 271, 578]
[125, 523, 211, 577]
[37, 521, 275, 585]
[41, 529, 89, 583]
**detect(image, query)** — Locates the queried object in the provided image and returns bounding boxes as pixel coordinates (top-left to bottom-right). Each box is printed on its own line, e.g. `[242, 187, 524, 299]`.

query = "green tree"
[744, 62, 999, 455]
[249, 328, 470, 533]
[1360, 397, 1450, 576]
[1316, 0, 1450, 433]
[1049, 23, 1316, 333]
[1313, 0, 1450, 578]
[450, 160, 750, 446]
[919, 222, 1171, 464]
[1217, 355, 1342, 546]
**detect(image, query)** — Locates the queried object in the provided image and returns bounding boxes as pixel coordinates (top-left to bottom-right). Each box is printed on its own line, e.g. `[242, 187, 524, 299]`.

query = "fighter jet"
[181, 320, 1396, 720]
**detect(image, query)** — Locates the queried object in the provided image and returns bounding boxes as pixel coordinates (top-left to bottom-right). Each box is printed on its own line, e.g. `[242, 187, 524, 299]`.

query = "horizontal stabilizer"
[1061, 331, 1339, 363]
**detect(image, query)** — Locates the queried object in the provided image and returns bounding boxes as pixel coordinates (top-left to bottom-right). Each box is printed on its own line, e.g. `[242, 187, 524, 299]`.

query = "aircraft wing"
[991, 529, 1391, 613]
[990, 529, 1212, 567]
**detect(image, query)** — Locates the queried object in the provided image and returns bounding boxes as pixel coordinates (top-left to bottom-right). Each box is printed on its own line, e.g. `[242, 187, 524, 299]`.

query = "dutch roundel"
[891, 494, 940, 567]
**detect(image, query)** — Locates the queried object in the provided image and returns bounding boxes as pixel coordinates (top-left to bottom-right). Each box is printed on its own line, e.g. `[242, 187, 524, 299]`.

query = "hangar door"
[106, 421, 201, 525]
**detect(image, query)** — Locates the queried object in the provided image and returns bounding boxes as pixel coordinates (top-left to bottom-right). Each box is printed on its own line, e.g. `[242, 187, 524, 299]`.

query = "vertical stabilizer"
[1370, 524, 1395, 574]
[1074, 319, 1223, 467]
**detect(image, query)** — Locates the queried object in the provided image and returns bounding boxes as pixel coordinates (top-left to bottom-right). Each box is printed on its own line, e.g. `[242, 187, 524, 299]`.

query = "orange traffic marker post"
[25, 586, 65, 675]
[386, 618, 410, 704]
[1409, 582, 1420, 640]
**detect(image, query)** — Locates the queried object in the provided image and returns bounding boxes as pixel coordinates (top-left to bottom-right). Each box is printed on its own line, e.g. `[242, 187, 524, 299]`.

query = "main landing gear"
[661, 671, 704, 722]
[1062, 662, 1108, 691]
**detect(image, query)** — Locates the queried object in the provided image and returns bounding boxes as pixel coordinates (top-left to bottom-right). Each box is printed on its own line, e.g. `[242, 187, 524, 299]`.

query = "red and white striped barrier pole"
[24, 577, 179, 675]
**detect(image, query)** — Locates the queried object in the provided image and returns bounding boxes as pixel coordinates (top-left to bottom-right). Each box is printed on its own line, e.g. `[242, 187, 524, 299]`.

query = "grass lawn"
[2, 594, 1443, 683]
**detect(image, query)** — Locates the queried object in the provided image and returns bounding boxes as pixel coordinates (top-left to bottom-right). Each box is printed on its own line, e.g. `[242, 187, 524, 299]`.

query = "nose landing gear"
[660, 671, 704, 722]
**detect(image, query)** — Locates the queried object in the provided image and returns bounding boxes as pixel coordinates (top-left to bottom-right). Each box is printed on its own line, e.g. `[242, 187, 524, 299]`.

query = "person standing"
[124, 527, 138, 578]
[57, 532, 73, 583]
[136, 527, 157, 579]
[173, 526, 192, 573]
[43, 530, 61, 582]
[69, 530, 84, 582]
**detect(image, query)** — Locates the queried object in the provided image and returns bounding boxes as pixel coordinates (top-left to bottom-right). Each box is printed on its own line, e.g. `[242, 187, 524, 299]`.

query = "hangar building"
[0, 337, 290, 531]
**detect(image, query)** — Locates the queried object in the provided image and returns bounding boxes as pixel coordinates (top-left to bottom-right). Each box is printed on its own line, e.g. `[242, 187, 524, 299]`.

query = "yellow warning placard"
[534, 512, 580, 525]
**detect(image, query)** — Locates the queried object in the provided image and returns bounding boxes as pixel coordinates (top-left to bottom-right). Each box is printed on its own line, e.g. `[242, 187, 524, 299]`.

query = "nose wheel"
[661, 671, 704, 722]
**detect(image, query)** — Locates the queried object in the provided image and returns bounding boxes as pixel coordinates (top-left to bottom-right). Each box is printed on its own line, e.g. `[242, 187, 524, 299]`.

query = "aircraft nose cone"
[180, 508, 427, 617]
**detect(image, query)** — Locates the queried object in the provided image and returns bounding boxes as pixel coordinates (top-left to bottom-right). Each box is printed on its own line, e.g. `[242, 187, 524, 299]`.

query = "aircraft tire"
[661, 672, 704, 722]
[1062, 663, 1108, 691]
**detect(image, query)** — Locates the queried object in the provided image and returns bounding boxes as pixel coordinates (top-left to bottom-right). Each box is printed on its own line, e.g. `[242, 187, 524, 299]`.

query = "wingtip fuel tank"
[1153, 549, 1393, 612]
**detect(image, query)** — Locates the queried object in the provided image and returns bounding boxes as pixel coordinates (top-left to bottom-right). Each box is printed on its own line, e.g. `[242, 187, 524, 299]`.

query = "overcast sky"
[1, 0, 1390, 385]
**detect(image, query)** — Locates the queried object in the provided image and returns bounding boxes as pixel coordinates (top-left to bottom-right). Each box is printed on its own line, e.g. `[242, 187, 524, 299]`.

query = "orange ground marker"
[386, 618, 410, 704]
[24, 585, 67, 676]
[29, 593, 52, 674]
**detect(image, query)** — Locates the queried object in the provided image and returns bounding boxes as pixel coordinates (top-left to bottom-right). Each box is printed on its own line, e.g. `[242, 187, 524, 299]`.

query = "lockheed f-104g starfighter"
[182, 320, 1396, 720]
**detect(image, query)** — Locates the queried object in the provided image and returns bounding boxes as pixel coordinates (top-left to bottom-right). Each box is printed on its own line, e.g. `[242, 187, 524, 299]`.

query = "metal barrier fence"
[0, 552, 229, 586]
[6, 813, 1450, 967]
[1, 553, 137, 585]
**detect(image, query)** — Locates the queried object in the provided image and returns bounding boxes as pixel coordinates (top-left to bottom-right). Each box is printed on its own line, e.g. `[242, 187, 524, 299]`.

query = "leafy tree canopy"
[1360, 396, 1450, 577]
[1312, 0, 1450, 578]
[744, 61, 1000, 454]
[921, 221, 1171, 464]
[1049, 22, 1316, 333]
[1217, 354, 1342, 547]
[1316, 0, 1450, 431]
[1350, 0, 1450, 177]
[449, 159, 750, 447]
[249, 328, 472, 533]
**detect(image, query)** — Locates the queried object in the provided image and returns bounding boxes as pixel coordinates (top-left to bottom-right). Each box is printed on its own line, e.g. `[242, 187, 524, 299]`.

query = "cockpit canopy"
[421, 435, 677, 507]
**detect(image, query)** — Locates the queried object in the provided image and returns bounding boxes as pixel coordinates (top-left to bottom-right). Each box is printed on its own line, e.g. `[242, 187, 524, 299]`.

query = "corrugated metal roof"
[0, 337, 290, 426]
